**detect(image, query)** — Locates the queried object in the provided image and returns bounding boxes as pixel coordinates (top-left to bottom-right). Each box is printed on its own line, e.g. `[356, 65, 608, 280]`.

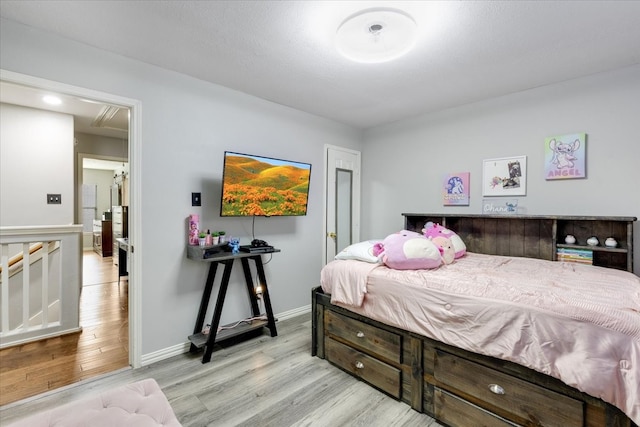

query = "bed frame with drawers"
[311, 213, 637, 427]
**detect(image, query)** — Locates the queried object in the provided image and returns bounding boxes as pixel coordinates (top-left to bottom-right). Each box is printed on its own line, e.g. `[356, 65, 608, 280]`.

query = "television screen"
[220, 151, 312, 216]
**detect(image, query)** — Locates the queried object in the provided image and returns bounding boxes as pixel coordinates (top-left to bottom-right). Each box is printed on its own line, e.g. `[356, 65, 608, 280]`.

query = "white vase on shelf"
[586, 236, 599, 246]
[605, 237, 618, 248]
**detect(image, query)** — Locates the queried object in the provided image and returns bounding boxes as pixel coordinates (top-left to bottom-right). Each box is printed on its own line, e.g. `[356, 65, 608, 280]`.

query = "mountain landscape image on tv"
[220, 152, 311, 216]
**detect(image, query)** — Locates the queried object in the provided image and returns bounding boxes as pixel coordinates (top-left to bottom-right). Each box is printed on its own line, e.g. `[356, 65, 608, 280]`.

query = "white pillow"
[334, 240, 382, 263]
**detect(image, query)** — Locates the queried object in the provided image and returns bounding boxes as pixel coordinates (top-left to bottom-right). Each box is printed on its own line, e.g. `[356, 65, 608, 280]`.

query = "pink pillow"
[377, 230, 442, 270]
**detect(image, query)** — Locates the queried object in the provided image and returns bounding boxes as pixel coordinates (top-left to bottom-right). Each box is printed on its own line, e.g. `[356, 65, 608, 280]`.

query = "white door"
[324, 145, 361, 264]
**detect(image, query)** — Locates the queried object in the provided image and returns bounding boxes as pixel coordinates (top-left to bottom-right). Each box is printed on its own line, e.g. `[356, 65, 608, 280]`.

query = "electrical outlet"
[47, 194, 62, 204]
[192, 192, 201, 206]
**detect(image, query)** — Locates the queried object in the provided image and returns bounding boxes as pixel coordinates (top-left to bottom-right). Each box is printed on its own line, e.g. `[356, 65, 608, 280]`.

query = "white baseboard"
[275, 304, 310, 321]
[141, 342, 191, 366]
[140, 305, 311, 366]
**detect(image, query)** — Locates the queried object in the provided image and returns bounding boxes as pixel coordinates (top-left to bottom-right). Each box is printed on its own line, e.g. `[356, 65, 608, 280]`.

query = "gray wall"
[361, 65, 640, 271]
[82, 169, 115, 220]
[1, 19, 363, 359]
[76, 133, 129, 160]
[0, 104, 74, 226]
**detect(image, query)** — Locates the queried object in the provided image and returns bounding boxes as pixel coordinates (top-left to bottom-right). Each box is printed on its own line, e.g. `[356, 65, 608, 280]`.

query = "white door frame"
[323, 144, 361, 265]
[0, 69, 143, 368]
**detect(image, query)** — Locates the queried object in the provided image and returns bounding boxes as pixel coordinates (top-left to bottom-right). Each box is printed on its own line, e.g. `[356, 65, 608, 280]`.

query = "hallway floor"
[0, 250, 129, 406]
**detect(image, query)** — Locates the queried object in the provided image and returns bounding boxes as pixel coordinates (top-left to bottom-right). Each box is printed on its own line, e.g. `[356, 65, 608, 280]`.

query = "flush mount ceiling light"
[336, 7, 418, 64]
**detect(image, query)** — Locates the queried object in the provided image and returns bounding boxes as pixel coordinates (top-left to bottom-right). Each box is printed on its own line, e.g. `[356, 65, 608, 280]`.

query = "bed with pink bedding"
[312, 214, 638, 427]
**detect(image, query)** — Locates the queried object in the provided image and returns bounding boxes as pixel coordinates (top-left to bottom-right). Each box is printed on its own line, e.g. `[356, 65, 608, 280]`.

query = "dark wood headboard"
[402, 213, 636, 272]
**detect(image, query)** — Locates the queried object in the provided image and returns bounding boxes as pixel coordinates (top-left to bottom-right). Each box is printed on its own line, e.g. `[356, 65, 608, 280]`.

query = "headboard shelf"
[402, 213, 636, 272]
[556, 243, 628, 253]
[402, 213, 637, 222]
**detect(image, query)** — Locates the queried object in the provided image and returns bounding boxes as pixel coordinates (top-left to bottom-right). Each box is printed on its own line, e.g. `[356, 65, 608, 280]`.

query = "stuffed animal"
[431, 236, 455, 264]
[229, 237, 240, 254]
[374, 230, 442, 270]
[422, 222, 466, 258]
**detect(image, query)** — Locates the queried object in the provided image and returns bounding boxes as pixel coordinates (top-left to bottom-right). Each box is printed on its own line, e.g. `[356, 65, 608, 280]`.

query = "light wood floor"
[0, 313, 441, 426]
[0, 250, 129, 406]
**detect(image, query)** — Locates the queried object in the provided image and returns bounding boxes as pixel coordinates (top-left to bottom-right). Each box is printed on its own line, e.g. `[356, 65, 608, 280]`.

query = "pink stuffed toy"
[431, 236, 455, 264]
[422, 222, 466, 259]
[374, 230, 442, 270]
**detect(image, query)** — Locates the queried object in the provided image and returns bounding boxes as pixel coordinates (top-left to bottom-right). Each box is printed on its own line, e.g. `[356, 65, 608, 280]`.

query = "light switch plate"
[192, 192, 201, 206]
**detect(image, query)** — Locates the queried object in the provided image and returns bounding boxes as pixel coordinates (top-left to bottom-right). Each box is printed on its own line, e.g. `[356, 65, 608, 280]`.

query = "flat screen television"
[220, 151, 312, 217]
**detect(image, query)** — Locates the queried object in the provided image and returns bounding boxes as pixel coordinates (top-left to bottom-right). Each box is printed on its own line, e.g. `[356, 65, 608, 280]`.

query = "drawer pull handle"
[355, 361, 364, 369]
[356, 331, 365, 338]
[488, 384, 505, 395]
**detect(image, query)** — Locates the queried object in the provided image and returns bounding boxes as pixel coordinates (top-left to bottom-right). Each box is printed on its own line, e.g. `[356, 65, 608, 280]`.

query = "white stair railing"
[0, 225, 82, 348]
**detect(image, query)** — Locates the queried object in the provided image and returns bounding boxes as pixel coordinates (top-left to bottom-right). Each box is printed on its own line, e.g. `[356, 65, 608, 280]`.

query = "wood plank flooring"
[0, 251, 129, 406]
[0, 314, 442, 426]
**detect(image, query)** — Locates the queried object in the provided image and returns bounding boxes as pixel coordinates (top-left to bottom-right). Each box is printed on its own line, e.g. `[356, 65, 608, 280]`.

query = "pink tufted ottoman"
[8, 378, 182, 427]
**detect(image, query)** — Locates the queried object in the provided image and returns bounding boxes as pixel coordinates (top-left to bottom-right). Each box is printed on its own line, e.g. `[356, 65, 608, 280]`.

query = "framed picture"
[442, 172, 470, 206]
[544, 133, 586, 180]
[482, 156, 527, 196]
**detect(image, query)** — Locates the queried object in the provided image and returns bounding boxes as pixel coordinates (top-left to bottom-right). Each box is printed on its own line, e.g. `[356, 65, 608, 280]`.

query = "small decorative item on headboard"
[586, 236, 599, 246]
[605, 237, 618, 248]
[482, 199, 519, 215]
[565, 235, 576, 244]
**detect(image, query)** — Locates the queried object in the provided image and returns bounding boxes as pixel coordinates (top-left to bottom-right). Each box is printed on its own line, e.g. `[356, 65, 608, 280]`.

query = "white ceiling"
[0, 80, 129, 139]
[1, 1, 640, 130]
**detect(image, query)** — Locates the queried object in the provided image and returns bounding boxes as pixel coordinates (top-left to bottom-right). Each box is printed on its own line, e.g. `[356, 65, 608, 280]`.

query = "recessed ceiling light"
[336, 8, 418, 64]
[42, 95, 62, 105]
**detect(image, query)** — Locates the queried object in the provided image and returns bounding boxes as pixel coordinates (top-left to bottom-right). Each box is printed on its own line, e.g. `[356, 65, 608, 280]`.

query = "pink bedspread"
[321, 253, 640, 424]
